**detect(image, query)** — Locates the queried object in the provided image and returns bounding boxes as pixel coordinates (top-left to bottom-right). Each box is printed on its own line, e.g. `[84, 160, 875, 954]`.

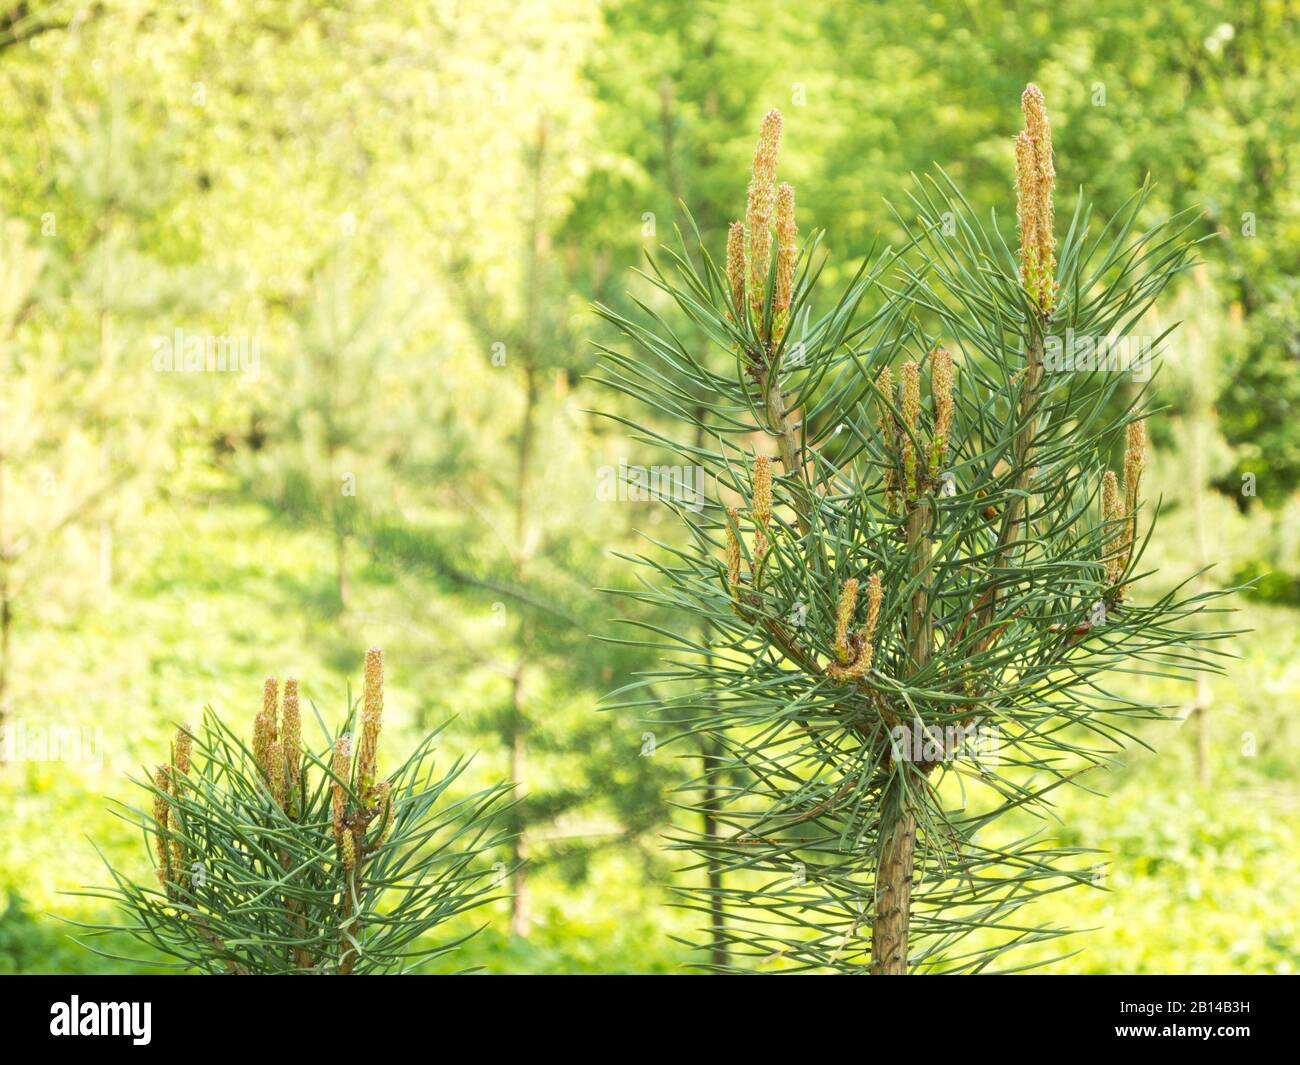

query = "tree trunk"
[507, 364, 539, 938]
[871, 496, 931, 974]
[336, 530, 349, 612]
[701, 722, 727, 969]
[508, 667, 531, 938]
[694, 416, 729, 971]
[871, 801, 916, 975]
[1182, 270, 1214, 789]
[1194, 675, 1211, 790]
[98, 438, 113, 589]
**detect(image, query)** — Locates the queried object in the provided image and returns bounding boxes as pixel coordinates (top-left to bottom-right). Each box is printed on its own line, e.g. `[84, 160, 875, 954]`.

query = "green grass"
[0, 479, 700, 973]
[1006, 601, 1300, 974]
[2, 480, 1295, 973]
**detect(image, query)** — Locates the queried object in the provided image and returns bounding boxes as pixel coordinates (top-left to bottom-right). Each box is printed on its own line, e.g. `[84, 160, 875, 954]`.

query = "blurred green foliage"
[0, 0, 1296, 972]
[1, 475, 1296, 973]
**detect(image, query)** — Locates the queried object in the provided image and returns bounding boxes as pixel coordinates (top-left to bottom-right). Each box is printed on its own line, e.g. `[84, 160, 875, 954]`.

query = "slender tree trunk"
[903, 503, 934, 672]
[871, 801, 916, 975]
[336, 530, 349, 612]
[659, 78, 688, 236]
[701, 741, 727, 967]
[872, 499, 931, 974]
[690, 412, 729, 969]
[1189, 415, 1212, 789]
[97, 312, 113, 589]
[699, 616, 728, 970]
[508, 365, 539, 938]
[505, 119, 549, 938]
[666, 68, 731, 964]
[1183, 270, 1214, 789]
[1193, 677, 1211, 789]
[508, 657, 531, 937]
[759, 367, 806, 530]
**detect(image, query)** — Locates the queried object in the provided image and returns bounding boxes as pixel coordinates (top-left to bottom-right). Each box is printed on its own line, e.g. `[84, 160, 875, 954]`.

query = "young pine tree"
[247, 239, 414, 612]
[77, 649, 512, 974]
[596, 88, 1237, 973]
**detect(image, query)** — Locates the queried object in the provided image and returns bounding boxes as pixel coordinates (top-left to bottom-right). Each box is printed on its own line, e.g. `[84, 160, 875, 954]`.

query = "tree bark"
[702, 756, 728, 969]
[507, 363, 539, 938]
[871, 802, 916, 975]
[871, 494, 931, 974]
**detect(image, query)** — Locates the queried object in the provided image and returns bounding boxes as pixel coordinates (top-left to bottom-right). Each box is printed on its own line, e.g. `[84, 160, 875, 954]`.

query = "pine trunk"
[871, 498, 931, 973]
[871, 803, 916, 975]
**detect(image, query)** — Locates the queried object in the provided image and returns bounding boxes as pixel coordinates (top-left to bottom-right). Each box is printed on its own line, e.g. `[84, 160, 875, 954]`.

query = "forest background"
[0, 0, 1296, 973]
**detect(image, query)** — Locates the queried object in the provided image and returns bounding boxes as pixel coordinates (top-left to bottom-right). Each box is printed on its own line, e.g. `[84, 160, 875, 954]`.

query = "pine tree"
[596, 88, 1238, 973]
[77, 649, 512, 974]
[245, 238, 412, 612]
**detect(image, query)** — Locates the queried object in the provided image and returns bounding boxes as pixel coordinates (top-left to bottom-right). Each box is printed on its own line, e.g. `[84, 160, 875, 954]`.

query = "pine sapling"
[76, 649, 513, 974]
[596, 86, 1238, 973]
